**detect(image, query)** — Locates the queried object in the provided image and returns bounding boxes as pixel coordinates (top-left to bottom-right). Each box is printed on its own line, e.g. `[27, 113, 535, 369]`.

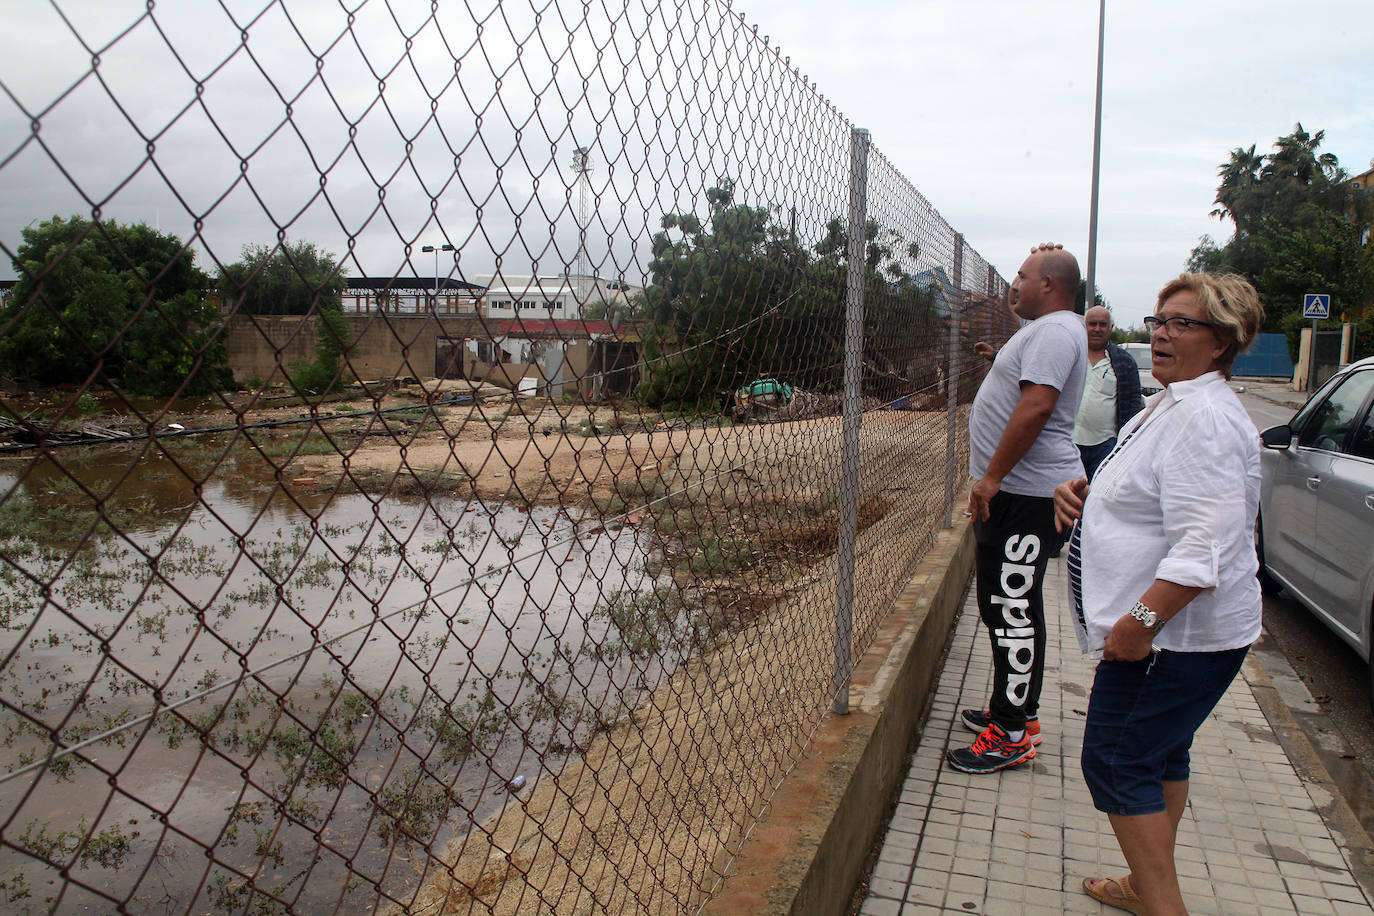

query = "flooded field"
[0, 444, 690, 913]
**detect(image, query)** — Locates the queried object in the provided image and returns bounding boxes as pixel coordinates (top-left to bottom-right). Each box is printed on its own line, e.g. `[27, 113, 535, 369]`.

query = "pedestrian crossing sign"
[1302, 293, 1331, 319]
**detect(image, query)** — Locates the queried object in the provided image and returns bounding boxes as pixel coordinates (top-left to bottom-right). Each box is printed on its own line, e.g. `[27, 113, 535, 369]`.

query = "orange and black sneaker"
[946, 722, 1036, 774]
[960, 709, 1042, 746]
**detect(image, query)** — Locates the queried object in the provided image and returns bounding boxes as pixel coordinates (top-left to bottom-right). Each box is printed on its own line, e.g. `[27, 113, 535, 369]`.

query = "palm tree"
[1262, 123, 1340, 185]
[1211, 144, 1263, 226]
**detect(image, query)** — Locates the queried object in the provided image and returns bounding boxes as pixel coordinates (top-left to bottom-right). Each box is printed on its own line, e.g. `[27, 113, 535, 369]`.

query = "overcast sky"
[2, 0, 1371, 331]
[740, 0, 1374, 327]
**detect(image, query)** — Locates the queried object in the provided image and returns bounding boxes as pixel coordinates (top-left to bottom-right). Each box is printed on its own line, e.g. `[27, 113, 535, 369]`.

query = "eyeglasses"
[1143, 315, 1218, 335]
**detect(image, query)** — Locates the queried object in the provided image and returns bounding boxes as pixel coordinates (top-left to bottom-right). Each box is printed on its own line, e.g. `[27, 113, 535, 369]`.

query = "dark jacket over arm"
[1107, 342, 1144, 431]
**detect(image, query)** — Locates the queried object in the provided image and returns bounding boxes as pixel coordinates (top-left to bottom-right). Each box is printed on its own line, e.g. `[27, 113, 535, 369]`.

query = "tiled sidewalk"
[861, 558, 1374, 915]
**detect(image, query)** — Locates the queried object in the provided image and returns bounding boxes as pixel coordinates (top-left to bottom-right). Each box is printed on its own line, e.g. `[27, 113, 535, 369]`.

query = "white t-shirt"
[1073, 356, 1117, 447]
[969, 310, 1087, 498]
[1071, 372, 1261, 656]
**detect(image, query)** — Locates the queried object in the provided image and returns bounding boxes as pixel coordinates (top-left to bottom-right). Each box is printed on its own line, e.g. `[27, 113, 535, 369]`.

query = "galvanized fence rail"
[0, 1, 1018, 912]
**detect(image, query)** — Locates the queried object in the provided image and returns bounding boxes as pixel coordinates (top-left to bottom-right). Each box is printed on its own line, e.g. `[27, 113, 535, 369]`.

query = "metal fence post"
[833, 126, 870, 716]
[943, 234, 964, 528]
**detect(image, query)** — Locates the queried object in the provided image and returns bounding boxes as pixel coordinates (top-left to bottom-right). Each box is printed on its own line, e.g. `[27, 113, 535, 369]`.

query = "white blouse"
[1072, 371, 1262, 657]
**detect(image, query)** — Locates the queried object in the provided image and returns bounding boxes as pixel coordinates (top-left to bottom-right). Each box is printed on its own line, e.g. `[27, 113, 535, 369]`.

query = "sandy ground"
[283, 389, 859, 512]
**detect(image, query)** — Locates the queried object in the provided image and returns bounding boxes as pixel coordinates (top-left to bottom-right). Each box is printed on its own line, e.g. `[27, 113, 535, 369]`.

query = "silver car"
[1257, 355, 1374, 704]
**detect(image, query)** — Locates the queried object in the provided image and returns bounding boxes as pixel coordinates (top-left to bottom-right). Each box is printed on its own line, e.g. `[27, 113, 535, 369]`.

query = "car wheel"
[1255, 515, 1280, 596]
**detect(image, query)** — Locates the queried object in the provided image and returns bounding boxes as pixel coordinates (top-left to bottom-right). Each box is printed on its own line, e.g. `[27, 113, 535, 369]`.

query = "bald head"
[1038, 250, 1081, 308]
[1011, 247, 1082, 320]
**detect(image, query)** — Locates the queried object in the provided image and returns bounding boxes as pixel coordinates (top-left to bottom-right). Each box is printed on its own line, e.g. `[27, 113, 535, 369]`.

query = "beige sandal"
[1082, 874, 1147, 915]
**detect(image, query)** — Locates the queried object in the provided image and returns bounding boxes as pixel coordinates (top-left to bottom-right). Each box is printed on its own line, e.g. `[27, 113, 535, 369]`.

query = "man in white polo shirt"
[1073, 306, 1144, 481]
[949, 245, 1088, 774]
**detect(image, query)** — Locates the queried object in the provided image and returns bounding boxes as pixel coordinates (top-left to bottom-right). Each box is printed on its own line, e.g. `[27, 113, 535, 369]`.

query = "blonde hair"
[1155, 273, 1265, 379]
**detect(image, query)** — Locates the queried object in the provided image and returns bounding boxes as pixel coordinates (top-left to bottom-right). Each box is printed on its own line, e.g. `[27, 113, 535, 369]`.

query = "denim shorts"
[1081, 646, 1248, 816]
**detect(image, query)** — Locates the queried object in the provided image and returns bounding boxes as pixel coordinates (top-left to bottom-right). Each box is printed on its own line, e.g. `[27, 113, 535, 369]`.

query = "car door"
[1283, 368, 1374, 630]
[1308, 372, 1374, 645]
[1262, 378, 1337, 592]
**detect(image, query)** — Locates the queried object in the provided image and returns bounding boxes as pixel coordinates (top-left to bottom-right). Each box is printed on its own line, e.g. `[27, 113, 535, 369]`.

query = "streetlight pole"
[420, 243, 454, 296]
[1085, 0, 1106, 310]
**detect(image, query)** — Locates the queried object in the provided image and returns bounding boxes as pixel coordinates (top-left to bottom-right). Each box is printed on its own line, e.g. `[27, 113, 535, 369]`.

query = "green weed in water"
[17, 816, 137, 870]
[376, 770, 455, 846]
[583, 584, 700, 663]
[686, 535, 759, 576]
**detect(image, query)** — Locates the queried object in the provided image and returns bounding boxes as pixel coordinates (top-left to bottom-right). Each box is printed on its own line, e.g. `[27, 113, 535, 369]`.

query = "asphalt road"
[1233, 382, 1299, 431]
[1234, 383, 1374, 807]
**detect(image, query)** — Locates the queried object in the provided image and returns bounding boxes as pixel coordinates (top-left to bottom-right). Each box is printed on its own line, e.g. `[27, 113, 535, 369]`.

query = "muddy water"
[0, 449, 682, 913]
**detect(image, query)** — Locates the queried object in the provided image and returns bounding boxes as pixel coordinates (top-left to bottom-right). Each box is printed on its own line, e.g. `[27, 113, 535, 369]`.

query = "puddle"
[0, 448, 690, 912]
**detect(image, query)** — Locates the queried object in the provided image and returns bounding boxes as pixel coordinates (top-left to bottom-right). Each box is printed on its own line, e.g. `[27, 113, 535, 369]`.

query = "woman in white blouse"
[1053, 273, 1265, 916]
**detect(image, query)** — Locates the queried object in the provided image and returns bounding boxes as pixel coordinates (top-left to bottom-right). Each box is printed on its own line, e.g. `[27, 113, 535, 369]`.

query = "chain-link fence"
[0, 1, 1019, 912]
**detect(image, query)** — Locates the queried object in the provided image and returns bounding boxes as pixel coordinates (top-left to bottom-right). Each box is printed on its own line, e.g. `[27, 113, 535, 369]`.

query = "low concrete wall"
[702, 513, 975, 915]
[225, 313, 601, 396]
[224, 313, 488, 384]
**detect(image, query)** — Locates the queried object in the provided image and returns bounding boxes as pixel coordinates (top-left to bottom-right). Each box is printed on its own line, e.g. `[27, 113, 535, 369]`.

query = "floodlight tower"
[571, 147, 592, 306]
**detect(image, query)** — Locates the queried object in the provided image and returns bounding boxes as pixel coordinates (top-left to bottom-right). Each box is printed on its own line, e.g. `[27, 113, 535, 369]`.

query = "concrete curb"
[1244, 637, 1374, 894]
[702, 515, 975, 915]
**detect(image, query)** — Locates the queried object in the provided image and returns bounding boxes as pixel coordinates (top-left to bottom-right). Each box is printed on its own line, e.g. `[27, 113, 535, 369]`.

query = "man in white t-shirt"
[948, 245, 1088, 774]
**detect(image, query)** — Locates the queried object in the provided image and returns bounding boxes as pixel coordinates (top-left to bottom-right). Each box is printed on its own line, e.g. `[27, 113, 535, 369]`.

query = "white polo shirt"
[1072, 356, 1117, 447]
[1072, 372, 1262, 656]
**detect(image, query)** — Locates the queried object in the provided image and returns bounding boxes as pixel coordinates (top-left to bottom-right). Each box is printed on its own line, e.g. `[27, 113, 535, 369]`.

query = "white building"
[476, 273, 640, 321]
[462, 273, 643, 395]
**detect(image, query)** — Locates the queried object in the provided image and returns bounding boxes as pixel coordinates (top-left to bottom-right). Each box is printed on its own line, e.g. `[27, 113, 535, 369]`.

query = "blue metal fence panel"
[1233, 332, 1294, 378]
